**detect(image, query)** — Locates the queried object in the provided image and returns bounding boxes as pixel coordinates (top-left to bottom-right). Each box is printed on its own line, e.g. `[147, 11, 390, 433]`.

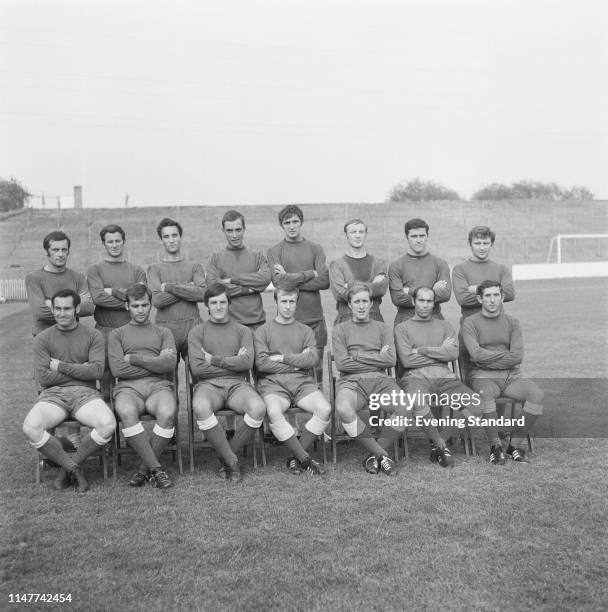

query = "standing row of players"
[23, 205, 543, 490]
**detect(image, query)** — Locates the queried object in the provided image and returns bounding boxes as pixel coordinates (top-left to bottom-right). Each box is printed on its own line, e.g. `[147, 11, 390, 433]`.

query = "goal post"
[546, 234, 608, 264]
[514, 233, 608, 280]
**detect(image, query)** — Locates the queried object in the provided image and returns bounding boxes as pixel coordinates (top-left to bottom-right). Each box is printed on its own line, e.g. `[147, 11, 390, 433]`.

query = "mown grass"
[1, 279, 607, 611]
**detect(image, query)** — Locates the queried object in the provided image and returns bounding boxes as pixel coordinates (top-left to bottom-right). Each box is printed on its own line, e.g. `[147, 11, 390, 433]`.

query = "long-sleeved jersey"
[87, 260, 146, 328]
[188, 319, 254, 380]
[108, 322, 177, 380]
[26, 268, 94, 336]
[329, 254, 388, 323]
[394, 317, 459, 370]
[461, 312, 523, 371]
[452, 259, 515, 318]
[147, 260, 206, 323]
[205, 246, 270, 326]
[267, 239, 329, 325]
[254, 319, 318, 375]
[34, 324, 104, 389]
[332, 319, 396, 378]
[388, 252, 451, 324]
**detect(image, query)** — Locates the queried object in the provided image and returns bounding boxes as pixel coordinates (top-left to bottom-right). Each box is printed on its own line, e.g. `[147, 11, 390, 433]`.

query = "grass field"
[1, 278, 607, 611]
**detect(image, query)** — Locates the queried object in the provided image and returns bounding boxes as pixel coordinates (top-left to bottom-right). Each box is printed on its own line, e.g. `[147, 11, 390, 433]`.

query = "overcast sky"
[1, 0, 606, 207]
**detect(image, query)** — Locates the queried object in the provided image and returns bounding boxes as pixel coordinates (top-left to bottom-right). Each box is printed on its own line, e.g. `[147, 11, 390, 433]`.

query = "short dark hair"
[273, 283, 299, 302]
[411, 286, 435, 302]
[343, 218, 368, 233]
[468, 225, 496, 245]
[51, 288, 80, 308]
[221, 210, 245, 229]
[43, 231, 71, 252]
[477, 280, 503, 297]
[156, 217, 183, 238]
[125, 283, 151, 304]
[100, 224, 126, 242]
[278, 205, 304, 226]
[204, 283, 231, 306]
[347, 282, 372, 302]
[404, 218, 429, 236]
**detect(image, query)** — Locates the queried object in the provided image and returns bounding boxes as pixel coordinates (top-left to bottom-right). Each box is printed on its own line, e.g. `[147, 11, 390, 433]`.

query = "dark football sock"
[125, 431, 161, 469]
[72, 433, 103, 465]
[203, 424, 238, 466]
[282, 434, 309, 463]
[39, 435, 77, 472]
[298, 428, 318, 452]
[420, 422, 445, 447]
[229, 423, 256, 456]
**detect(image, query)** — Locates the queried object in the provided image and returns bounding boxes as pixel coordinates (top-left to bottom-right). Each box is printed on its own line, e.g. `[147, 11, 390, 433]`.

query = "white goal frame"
[546, 233, 608, 264]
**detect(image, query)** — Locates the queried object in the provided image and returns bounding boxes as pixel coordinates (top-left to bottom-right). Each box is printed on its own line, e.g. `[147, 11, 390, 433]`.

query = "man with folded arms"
[462, 281, 544, 463]
[395, 286, 479, 467]
[148, 217, 206, 356]
[254, 285, 330, 475]
[188, 283, 266, 482]
[108, 284, 178, 488]
[206, 210, 270, 330]
[23, 289, 115, 492]
[332, 283, 403, 476]
[329, 218, 388, 325]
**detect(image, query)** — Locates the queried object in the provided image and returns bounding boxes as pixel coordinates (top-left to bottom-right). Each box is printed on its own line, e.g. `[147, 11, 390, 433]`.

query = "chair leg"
[259, 426, 267, 467]
[35, 453, 41, 485]
[403, 431, 409, 462]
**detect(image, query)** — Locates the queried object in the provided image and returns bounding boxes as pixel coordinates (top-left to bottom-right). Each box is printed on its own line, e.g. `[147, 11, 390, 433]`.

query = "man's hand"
[161, 348, 176, 357]
[442, 337, 458, 349]
[372, 274, 385, 284]
[402, 286, 409, 295]
[380, 344, 390, 355]
[220, 278, 231, 285]
[273, 264, 286, 275]
[45, 299, 52, 309]
[433, 280, 448, 292]
[103, 287, 113, 295]
[237, 347, 248, 356]
[160, 283, 166, 292]
[49, 358, 60, 371]
[269, 354, 284, 362]
[124, 354, 131, 363]
[201, 348, 212, 364]
[113, 287, 127, 301]
[467, 284, 478, 294]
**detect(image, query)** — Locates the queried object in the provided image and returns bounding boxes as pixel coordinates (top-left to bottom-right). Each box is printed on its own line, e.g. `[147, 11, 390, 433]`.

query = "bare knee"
[154, 403, 176, 428]
[246, 397, 266, 421]
[114, 401, 137, 426]
[22, 415, 43, 442]
[193, 398, 214, 420]
[336, 397, 356, 423]
[314, 397, 331, 422]
[530, 386, 544, 405]
[265, 402, 284, 423]
[96, 412, 117, 439]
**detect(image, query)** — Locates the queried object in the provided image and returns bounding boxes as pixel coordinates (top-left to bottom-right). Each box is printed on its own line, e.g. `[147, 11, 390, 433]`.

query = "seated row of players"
[23, 275, 542, 492]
